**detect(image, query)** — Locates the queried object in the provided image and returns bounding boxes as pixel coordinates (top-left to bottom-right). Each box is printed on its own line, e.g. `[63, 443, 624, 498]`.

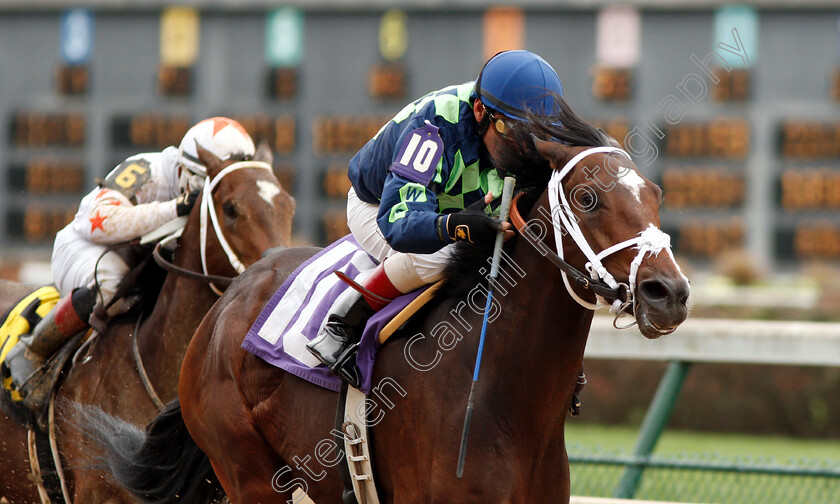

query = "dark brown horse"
[85, 110, 689, 503]
[0, 142, 295, 503]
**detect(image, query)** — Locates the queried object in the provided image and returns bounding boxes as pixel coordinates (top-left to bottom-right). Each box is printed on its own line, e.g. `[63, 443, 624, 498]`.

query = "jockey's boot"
[7, 287, 96, 390]
[306, 263, 402, 387]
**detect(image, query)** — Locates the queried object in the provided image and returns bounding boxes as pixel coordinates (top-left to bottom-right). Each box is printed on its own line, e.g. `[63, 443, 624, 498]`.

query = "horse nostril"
[639, 279, 670, 302]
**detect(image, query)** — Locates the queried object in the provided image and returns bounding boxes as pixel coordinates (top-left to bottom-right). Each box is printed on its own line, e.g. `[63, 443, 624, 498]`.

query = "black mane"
[439, 91, 608, 298]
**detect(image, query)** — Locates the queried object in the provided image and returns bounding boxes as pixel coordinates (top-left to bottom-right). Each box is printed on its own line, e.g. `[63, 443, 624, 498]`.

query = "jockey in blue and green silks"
[306, 50, 565, 387]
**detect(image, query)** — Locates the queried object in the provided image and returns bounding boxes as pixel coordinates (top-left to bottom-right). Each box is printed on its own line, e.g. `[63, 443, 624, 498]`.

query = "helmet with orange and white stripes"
[178, 117, 256, 178]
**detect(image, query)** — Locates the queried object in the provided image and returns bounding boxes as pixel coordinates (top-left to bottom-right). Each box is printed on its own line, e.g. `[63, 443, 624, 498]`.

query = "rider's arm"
[79, 188, 178, 244]
[376, 172, 452, 254]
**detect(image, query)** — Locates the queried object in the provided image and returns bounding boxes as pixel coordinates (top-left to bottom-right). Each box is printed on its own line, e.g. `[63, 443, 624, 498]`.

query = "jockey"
[6, 117, 257, 394]
[306, 50, 564, 386]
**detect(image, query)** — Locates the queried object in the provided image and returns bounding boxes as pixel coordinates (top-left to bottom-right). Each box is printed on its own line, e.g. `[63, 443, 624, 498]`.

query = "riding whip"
[456, 176, 515, 478]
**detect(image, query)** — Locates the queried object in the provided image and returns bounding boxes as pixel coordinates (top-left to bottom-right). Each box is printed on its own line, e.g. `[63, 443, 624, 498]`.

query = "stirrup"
[328, 342, 360, 373]
[331, 343, 361, 388]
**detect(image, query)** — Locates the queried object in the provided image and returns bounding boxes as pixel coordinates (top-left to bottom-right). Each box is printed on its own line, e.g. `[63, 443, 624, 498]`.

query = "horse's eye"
[581, 194, 595, 209]
[223, 202, 238, 219]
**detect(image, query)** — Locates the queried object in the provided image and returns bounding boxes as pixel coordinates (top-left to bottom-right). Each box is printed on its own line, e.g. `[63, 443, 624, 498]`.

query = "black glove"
[175, 189, 201, 217]
[443, 206, 500, 246]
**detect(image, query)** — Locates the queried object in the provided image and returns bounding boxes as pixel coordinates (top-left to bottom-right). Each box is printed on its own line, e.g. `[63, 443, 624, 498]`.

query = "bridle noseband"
[511, 146, 675, 328]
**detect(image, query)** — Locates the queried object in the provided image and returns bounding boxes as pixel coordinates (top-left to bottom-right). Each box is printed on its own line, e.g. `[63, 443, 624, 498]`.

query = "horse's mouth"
[636, 309, 681, 339]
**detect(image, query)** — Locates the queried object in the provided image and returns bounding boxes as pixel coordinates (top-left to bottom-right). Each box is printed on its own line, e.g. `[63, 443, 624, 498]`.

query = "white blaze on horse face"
[256, 180, 281, 206]
[617, 169, 646, 204]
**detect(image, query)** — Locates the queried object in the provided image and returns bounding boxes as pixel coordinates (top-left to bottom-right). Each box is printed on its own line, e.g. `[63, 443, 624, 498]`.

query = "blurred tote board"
[1, 6, 839, 269]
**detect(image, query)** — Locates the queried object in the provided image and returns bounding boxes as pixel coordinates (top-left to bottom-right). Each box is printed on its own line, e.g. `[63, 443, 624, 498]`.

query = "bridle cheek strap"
[199, 160, 273, 295]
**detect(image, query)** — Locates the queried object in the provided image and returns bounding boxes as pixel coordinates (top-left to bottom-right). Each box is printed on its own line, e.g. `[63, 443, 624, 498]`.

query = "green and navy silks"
[348, 81, 505, 254]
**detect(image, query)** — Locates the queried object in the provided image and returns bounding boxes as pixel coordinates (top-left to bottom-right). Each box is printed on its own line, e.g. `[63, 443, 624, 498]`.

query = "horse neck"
[136, 216, 225, 398]
[470, 195, 595, 433]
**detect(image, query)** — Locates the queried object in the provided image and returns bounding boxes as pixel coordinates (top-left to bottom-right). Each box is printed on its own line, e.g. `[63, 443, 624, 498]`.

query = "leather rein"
[152, 241, 233, 288]
[509, 192, 629, 305]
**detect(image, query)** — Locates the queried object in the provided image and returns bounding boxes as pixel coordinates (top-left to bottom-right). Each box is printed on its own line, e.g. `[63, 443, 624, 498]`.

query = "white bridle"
[547, 147, 675, 315]
[199, 160, 274, 295]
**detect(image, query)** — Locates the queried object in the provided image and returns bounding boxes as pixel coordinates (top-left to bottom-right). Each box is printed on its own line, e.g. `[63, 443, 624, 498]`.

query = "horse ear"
[196, 142, 224, 179]
[531, 135, 571, 166]
[597, 128, 622, 149]
[253, 140, 274, 165]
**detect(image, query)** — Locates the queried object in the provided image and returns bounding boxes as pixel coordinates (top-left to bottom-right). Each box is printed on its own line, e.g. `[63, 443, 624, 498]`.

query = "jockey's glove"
[175, 189, 201, 217]
[443, 207, 500, 246]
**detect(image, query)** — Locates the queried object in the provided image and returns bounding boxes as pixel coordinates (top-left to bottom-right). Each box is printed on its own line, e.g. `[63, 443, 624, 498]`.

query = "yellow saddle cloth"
[0, 286, 60, 400]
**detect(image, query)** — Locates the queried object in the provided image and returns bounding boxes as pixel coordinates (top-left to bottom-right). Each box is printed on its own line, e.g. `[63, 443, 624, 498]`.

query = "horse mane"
[438, 91, 608, 298]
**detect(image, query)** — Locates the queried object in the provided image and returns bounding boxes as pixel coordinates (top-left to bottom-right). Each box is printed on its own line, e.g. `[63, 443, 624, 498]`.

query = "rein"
[510, 192, 628, 304]
[152, 242, 233, 287]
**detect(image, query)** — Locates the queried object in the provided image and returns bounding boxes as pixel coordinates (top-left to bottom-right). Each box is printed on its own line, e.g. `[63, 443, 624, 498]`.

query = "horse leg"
[0, 414, 42, 504]
[180, 319, 289, 503]
[182, 380, 291, 504]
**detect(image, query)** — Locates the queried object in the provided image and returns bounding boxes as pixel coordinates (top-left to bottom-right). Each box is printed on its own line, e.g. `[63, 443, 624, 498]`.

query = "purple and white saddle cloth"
[241, 235, 427, 393]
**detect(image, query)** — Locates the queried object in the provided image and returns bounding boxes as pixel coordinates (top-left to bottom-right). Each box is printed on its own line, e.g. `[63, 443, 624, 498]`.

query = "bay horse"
[0, 141, 295, 504]
[84, 104, 689, 503]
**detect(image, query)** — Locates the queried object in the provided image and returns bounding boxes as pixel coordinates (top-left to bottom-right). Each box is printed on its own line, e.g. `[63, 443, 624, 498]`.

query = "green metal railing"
[567, 361, 840, 504]
[568, 445, 840, 504]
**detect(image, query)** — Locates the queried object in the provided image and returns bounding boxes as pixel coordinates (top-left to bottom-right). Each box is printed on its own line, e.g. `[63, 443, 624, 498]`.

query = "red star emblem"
[89, 211, 107, 233]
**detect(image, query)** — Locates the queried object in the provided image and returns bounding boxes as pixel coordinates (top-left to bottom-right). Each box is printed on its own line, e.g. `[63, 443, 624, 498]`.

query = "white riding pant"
[52, 226, 134, 316]
[346, 187, 454, 293]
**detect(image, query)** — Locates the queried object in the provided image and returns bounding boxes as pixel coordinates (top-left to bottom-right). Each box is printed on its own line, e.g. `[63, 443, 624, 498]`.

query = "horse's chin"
[634, 306, 684, 340]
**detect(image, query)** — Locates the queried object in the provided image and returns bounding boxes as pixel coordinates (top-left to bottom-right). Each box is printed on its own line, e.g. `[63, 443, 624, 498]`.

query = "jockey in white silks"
[6, 117, 257, 402]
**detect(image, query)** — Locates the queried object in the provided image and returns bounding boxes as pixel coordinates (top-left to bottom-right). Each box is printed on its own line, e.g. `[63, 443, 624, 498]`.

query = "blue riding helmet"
[476, 50, 564, 122]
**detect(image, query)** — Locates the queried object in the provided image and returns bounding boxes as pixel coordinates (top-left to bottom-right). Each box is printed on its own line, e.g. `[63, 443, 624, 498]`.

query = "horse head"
[176, 140, 296, 283]
[528, 135, 689, 339]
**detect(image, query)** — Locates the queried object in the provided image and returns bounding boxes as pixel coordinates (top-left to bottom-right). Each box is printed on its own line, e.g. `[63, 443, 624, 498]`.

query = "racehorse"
[0, 142, 295, 504]
[83, 102, 690, 504]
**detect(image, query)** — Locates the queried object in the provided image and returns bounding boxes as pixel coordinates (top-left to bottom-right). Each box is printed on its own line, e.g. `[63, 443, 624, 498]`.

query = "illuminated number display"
[664, 118, 750, 159]
[55, 65, 89, 96]
[780, 168, 840, 210]
[267, 68, 298, 99]
[273, 162, 296, 193]
[778, 120, 840, 159]
[368, 63, 406, 100]
[792, 221, 840, 259]
[321, 209, 350, 244]
[674, 218, 745, 258]
[10, 205, 78, 243]
[712, 69, 750, 102]
[16, 160, 85, 195]
[157, 65, 193, 96]
[589, 118, 630, 148]
[322, 162, 352, 198]
[662, 167, 745, 209]
[111, 114, 191, 148]
[591, 65, 633, 102]
[312, 116, 390, 154]
[231, 115, 296, 154]
[833, 68, 840, 102]
[11, 111, 86, 147]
